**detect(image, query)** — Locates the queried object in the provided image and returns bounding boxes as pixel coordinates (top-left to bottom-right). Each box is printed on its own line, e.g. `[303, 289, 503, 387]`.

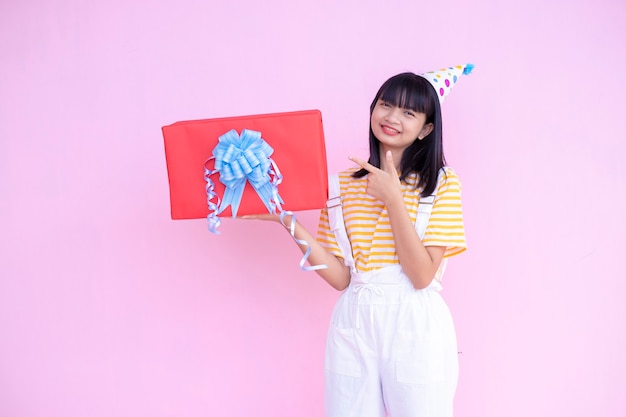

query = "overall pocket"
[325, 326, 362, 378]
[395, 330, 445, 385]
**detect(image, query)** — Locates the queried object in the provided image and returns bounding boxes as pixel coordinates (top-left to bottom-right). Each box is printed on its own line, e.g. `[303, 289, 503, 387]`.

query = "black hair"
[353, 72, 446, 197]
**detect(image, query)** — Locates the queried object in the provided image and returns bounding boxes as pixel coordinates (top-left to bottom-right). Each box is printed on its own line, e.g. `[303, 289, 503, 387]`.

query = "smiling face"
[368, 73, 438, 160]
[370, 100, 433, 154]
[360, 73, 443, 176]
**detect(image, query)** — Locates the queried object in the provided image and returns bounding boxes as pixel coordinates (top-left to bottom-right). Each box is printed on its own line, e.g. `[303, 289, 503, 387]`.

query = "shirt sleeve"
[422, 167, 467, 258]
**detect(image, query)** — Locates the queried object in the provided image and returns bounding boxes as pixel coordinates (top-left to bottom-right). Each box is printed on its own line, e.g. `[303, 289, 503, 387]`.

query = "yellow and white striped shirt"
[317, 167, 466, 273]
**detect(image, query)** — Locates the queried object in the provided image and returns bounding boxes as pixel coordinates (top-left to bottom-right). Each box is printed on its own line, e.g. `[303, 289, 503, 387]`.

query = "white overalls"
[324, 173, 459, 417]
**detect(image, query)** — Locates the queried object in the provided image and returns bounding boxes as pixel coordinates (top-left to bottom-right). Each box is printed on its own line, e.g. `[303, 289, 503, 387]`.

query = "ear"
[417, 123, 434, 140]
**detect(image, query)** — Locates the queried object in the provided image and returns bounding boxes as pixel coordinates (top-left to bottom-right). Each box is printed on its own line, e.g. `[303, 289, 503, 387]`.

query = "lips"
[381, 124, 400, 135]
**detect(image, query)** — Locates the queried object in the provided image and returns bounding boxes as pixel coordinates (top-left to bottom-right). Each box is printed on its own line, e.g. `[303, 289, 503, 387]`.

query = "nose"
[384, 107, 401, 123]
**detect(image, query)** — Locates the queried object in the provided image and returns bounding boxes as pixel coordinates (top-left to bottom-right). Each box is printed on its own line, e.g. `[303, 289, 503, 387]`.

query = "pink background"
[1, 0, 625, 416]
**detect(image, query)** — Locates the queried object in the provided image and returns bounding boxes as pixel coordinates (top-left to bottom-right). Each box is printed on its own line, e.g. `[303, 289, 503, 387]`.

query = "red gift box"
[162, 109, 328, 220]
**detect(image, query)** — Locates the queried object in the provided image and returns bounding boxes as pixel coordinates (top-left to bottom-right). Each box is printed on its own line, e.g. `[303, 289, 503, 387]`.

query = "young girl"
[247, 70, 468, 417]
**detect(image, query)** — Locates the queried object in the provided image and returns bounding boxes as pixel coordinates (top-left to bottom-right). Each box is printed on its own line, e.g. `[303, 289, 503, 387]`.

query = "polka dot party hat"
[420, 64, 474, 103]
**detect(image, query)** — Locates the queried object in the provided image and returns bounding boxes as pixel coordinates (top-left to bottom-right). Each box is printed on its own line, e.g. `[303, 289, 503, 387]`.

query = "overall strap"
[416, 168, 448, 282]
[415, 193, 435, 239]
[415, 168, 445, 237]
[327, 174, 356, 273]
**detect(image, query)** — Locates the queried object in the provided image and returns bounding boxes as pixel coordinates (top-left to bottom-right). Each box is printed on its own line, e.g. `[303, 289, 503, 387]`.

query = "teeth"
[382, 125, 399, 134]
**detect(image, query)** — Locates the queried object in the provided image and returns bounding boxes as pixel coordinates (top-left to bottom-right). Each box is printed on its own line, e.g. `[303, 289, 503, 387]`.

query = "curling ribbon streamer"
[204, 159, 222, 234]
[280, 211, 328, 271]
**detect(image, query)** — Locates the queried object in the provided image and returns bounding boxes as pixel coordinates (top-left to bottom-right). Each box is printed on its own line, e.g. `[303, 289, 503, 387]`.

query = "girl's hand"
[349, 151, 403, 206]
[240, 213, 281, 222]
[241, 213, 295, 230]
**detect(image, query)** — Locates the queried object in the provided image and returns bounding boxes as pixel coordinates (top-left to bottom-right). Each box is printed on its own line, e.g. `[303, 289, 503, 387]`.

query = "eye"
[380, 101, 392, 108]
[404, 110, 415, 117]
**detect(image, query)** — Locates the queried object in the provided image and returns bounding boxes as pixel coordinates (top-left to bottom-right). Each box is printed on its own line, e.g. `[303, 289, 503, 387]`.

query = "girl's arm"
[384, 190, 446, 290]
[242, 213, 351, 291]
[349, 152, 445, 290]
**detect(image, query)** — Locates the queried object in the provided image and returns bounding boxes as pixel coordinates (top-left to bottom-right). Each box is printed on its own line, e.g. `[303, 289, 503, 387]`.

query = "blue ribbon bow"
[204, 129, 283, 234]
[210, 129, 283, 221]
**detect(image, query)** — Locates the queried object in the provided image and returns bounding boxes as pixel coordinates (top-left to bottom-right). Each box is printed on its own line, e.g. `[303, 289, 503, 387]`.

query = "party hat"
[420, 64, 474, 103]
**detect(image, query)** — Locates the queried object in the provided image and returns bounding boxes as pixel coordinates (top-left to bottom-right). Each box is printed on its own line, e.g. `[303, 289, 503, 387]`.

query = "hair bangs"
[378, 74, 435, 117]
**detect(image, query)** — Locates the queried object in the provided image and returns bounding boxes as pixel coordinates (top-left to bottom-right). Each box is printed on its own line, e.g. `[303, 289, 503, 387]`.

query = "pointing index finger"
[349, 156, 377, 172]
[384, 150, 398, 175]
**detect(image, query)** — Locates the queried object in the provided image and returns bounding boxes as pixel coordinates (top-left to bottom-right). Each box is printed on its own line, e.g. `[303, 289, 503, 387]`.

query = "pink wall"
[1, 0, 625, 416]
